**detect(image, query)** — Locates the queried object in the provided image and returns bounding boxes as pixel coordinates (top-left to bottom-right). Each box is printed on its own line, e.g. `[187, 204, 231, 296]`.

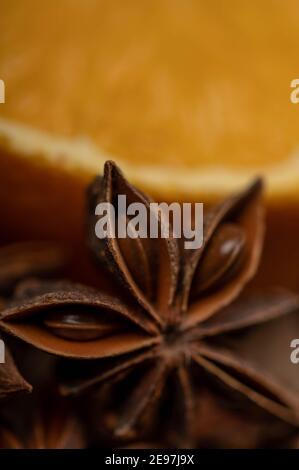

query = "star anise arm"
[0, 280, 159, 358]
[114, 360, 168, 438]
[4, 279, 157, 333]
[60, 349, 157, 396]
[180, 179, 264, 328]
[193, 288, 299, 337]
[192, 343, 299, 425]
[87, 161, 180, 327]
[174, 365, 195, 446]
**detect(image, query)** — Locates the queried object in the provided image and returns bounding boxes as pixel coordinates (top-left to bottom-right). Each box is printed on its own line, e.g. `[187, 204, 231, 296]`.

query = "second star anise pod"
[0, 394, 86, 449]
[1, 161, 299, 446]
[0, 241, 65, 295]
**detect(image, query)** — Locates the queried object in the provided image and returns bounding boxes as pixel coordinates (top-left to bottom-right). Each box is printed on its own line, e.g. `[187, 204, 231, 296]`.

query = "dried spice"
[0, 339, 31, 399]
[1, 161, 299, 445]
[0, 241, 65, 401]
[0, 397, 85, 449]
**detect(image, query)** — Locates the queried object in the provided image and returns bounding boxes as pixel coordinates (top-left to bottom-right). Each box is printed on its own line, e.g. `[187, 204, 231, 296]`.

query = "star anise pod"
[0, 338, 31, 400]
[0, 396, 85, 449]
[0, 161, 299, 446]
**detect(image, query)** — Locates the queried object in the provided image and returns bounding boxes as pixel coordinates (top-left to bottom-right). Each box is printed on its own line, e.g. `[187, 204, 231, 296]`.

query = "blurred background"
[1, 1, 299, 289]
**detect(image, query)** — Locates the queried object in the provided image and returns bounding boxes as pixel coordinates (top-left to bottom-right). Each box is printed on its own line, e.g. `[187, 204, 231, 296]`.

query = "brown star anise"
[0, 241, 66, 401]
[0, 396, 85, 449]
[0, 339, 31, 400]
[0, 161, 299, 445]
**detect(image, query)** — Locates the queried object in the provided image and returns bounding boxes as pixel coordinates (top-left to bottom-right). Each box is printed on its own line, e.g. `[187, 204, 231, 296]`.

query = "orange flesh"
[1, 0, 299, 170]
